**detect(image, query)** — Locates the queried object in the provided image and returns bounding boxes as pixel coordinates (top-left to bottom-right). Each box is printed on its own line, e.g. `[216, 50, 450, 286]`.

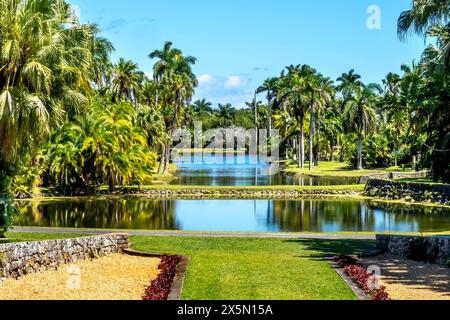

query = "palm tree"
[91, 26, 115, 89]
[217, 103, 236, 127]
[398, 0, 450, 69]
[0, 0, 94, 193]
[149, 42, 198, 173]
[257, 77, 279, 135]
[309, 75, 335, 167]
[343, 85, 379, 170]
[111, 58, 144, 104]
[192, 99, 213, 116]
[277, 71, 308, 168]
[336, 69, 364, 103]
[398, 0, 449, 40]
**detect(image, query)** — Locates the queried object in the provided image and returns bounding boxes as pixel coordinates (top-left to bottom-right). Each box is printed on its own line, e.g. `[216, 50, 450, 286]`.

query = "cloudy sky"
[69, 0, 425, 108]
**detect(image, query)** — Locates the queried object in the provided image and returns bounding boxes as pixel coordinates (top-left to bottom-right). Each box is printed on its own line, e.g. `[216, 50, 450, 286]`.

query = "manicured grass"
[283, 161, 412, 178]
[393, 178, 449, 186]
[131, 235, 376, 300]
[3, 232, 91, 243]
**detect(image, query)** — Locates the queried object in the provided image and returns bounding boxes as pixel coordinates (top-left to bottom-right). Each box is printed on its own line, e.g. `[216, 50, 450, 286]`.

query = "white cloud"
[197, 74, 216, 86]
[224, 76, 248, 89]
[194, 74, 253, 109]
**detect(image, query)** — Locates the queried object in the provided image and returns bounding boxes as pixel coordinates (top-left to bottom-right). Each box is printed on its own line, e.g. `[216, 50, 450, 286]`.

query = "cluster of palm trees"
[184, 99, 268, 130]
[249, 0, 449, 182]
[0, 0, 198, 195]
[0, 0, 449, 200]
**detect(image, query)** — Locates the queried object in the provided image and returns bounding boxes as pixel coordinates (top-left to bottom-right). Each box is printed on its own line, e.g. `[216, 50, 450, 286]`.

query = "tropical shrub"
[0, 0, 95, 191]
[0, 197, 18, 238]
[46, 98, 156, 195]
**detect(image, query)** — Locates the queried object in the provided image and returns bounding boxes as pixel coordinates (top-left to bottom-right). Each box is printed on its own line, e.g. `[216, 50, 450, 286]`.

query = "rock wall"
[365, 179, 450, 205]
[376, 234, 450, 265]
[133, 188, 361, 199]
[359, 171, 428, 184]
[0, 234, 129, 279]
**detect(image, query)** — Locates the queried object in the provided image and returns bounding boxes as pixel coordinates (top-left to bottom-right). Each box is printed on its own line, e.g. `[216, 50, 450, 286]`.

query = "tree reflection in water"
[14, 198, 450, 233]
[15, 198, 178, 230]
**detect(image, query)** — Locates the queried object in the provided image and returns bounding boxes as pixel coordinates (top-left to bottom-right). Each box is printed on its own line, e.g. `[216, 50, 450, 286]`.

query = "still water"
[15, 198, 450, 233]
[172, 154, 358, 186]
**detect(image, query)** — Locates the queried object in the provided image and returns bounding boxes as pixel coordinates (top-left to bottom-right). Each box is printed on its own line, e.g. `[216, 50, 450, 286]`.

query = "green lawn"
[393, 178, 448, 186]
[131, 235, 376, 300]
[283, 161, 412, 178]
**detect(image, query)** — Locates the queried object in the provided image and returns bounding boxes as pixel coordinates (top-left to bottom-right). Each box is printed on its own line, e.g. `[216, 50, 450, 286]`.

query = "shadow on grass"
[285, 238, 377, 260]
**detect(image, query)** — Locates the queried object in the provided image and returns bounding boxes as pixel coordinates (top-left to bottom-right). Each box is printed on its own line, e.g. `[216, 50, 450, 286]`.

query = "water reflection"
[15, 198, 450, 233]
[15, 198, 178, 230]
[172, 154, 358, 186]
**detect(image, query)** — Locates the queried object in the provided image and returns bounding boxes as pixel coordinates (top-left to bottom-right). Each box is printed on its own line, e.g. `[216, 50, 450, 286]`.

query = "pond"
[172, 154, 358, 186]
[15, 198, 450, 233]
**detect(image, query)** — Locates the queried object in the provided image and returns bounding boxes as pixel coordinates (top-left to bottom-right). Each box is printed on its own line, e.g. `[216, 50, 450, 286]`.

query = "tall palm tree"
[90, 25, 115, 89]
[304, 72, 334, 170]
[149, 42, 198, 173]
[336, 69, 364, 103]
[344, 85, 379, 170]
[277, 66, 313, 169]
[257, 77, 279, 135]
[111, 58, 144, 104]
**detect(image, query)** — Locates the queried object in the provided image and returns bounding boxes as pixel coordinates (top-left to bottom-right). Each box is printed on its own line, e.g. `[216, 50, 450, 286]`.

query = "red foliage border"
[334, 255, 390, 301]
[142, 254, 182, 300]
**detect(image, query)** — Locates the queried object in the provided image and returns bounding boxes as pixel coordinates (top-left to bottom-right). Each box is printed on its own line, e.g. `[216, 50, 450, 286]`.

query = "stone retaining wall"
[133, 188, 361, 199]
[376, 234, 450, 265]
[365, 179, 450, 205]
[359, 171, 428, 184]
[0, 234, 129, 279]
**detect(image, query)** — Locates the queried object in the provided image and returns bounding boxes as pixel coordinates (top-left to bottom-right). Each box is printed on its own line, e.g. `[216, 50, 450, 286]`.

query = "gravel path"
[12, 227, 375, 240]
[362, 254, 450, 300]
[0, 254, 161, 300]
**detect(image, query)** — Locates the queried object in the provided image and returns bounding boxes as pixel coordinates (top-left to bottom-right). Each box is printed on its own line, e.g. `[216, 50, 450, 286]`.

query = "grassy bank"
[131, 235, 375, 300]
[126, 184, 365, 192]
[283, 161, 411, 178]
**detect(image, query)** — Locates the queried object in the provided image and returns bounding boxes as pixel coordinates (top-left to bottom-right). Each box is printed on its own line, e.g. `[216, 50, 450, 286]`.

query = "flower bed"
[142, 254, 182, 300]
[334, 255, 390, 301]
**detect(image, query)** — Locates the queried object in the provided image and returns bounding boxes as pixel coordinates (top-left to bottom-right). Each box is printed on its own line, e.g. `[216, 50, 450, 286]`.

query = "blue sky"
[69, 0, 426, 108]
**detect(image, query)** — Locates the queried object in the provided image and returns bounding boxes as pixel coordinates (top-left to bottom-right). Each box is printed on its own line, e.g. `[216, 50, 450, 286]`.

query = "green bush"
[0, 197, 18, 238]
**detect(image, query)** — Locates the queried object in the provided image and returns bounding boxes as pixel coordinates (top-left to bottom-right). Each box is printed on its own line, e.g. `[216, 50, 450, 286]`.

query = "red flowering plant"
[143, 255, 182, 301]
[334, 255, 390, 301]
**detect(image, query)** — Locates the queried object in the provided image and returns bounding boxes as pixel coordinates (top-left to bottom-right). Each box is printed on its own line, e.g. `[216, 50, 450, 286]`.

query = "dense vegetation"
[0, 0, 448, 208]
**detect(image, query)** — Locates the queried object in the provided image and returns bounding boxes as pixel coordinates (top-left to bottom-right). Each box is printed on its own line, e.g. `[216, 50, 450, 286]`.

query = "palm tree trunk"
[394, 145, 398, 167]
[268, 101, 272, 137]
[314, 126, 320, 166]
[163, 140, 170, 174]
[300, 120, 305, 169]
[330, 139, 334, 162]
[309, 101, 314, 171]
[357, 133, 363, 170]
[158, 144, 166, 174]
[293, 138, 297, 161]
